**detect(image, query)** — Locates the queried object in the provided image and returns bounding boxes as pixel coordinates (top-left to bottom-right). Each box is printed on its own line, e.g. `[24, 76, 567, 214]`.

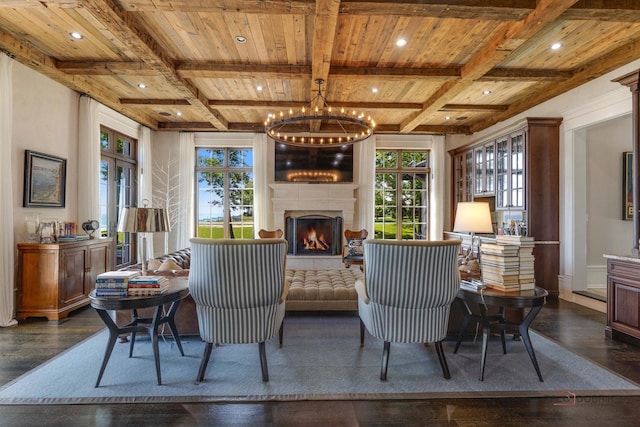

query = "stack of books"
[496, 235, 536, 290]
[95, 270, 141, 297]
[127, 276, 170, 296]
[480, 243, 521, 291]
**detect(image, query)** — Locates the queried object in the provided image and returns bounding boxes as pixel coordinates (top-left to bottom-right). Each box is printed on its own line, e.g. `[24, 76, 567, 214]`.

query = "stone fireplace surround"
[269, 183, 358, 269]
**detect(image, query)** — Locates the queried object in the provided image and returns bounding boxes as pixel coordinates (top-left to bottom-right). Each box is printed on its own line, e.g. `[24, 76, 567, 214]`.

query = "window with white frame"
[374, 149, 430, 240]
[194, 148, 254, 239]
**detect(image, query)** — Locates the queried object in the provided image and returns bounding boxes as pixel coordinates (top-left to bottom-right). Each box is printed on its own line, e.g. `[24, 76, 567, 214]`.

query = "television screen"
[274, 143, 353, 183]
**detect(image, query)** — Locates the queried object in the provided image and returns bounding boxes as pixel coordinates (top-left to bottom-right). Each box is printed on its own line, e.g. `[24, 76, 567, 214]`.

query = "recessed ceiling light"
[551, 42, 562, 50]
[70, 32, 84, 40]
[483, 90, 492, 95]
[371, 87, 378, 93]
[445, 116, 451, 120]
[256, 85, 263, 91]
[176, 112, 182, 116]
[396, 38, 407, 47]
[138, 83, 146, 89]
[235, 35, 247, 43]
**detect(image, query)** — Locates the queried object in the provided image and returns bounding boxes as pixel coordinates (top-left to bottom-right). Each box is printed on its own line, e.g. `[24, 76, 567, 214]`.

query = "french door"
[99, 127, 137, 269]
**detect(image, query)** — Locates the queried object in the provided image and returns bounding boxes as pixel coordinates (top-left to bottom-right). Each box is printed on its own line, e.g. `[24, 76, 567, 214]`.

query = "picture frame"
[623, 151, 633, 221]
[23, 150, 67, 208]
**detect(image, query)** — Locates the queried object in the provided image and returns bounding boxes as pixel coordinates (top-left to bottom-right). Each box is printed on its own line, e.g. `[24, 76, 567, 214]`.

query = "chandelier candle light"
[265, 79, 375, 146]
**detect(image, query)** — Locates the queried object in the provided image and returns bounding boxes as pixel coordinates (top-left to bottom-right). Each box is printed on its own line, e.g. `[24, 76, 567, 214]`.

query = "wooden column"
[613, 70, 640, 257]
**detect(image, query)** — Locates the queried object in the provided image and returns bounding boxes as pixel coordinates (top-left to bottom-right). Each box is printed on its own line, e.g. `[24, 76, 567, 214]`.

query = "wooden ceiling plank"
[338, 1, 535, 20]
[0, 27, 159, 128]
[470, 34, 640, 132]
[176, 62, 312, 79]
[400, 0, 580, 133]
[80, 0, 229, 130]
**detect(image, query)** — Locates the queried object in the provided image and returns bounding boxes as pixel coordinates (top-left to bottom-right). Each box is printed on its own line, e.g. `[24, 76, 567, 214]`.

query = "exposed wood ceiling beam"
[480, 68, 572, 81]
[399, 0, 580, 134]
[56, 61, 157, 76]
[0, 28, 158, 128]
[10, 0, 633, 22]
[176, 63, 312, 79]
[156, 120, 470, 135]
[120, 99, 190, 105]
[80, 0, 229, 130]
[440, 104, 509, 112]
[310, 0, 340, 133]
[207, 100, 422, 110]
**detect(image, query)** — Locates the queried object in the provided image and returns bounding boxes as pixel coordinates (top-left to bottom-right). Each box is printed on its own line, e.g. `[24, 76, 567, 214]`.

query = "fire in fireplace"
[285, 215, 343, 256]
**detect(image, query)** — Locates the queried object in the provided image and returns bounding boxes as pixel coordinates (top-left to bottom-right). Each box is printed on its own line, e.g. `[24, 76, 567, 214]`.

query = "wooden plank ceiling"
[1, 0, 640, 135]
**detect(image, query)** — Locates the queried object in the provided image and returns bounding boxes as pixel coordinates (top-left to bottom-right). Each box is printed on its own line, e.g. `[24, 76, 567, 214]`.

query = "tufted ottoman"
[285, 269, 363, 311]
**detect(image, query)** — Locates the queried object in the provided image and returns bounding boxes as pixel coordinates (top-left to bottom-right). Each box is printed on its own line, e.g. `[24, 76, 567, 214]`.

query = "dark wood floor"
[2, 299, 640, 426]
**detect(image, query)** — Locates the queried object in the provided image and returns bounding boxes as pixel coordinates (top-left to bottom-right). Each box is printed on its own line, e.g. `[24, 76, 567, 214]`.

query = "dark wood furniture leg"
[380, 341, 391, 381]
[259, 341, 269, 382]
[518, 305, 544, 382]
[434, 341, 451, 379]
[196, 342, 214, 384]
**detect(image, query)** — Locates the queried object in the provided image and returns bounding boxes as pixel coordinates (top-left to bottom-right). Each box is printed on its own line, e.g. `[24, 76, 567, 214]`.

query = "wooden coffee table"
[89, 277, 190, 387]
[453, 285, 548, 381]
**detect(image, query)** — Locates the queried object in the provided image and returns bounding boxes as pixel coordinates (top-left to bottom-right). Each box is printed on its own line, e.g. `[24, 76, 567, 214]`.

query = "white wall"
[12, 61, 80, 243]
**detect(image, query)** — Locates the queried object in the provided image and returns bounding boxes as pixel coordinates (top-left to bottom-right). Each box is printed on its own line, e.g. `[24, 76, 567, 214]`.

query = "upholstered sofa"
[116, 247, 364, 335]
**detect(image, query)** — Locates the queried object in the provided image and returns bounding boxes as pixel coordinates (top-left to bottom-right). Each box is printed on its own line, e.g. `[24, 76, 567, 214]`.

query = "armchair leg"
[196, 342, 213, 384]
[435, 341, 451, 380]
[380, 341, 391, 381]
[259, 341, 269, 382]
[279, 322, 284, 348]
[359, 319, 365, 347]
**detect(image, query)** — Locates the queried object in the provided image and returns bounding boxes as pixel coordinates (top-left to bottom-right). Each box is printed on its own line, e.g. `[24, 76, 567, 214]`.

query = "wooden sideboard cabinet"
[605, 255, 640, 342]
[16, 238, 113, 320]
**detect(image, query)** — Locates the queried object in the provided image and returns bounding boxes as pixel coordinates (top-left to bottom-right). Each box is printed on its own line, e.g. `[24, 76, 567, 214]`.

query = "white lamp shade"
[117, 207, 170, 233]
[453, 202, 493, 234]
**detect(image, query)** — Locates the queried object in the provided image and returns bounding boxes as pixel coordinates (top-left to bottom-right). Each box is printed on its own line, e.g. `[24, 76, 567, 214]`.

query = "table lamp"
[453, 202, 494, 274]
[117, 201, 170, 276]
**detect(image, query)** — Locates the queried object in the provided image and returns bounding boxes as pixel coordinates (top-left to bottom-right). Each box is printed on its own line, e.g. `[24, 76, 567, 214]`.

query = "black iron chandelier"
[265, 79, 375, 147]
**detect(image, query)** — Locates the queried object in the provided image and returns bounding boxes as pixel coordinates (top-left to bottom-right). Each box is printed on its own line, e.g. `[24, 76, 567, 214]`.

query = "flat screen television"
[274, 143, 353, 183]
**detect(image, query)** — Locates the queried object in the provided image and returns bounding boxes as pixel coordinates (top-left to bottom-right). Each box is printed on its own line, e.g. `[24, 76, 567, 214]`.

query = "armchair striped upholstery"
[188, 238, 288, 383]
[356, 239, 461, 380]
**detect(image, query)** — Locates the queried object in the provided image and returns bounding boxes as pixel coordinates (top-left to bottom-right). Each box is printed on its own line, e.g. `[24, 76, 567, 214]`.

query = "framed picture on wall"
[623, 151, 633, 221]
[23, 150, 67, 208]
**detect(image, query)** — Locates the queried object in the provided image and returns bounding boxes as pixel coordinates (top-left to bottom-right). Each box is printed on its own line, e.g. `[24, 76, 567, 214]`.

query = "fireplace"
[285, 215, 343, 256]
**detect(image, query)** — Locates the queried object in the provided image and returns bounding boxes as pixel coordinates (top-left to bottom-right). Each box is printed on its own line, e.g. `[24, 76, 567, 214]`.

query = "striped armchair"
[188, 238, 289, 383]
[356, 239, 462, 381]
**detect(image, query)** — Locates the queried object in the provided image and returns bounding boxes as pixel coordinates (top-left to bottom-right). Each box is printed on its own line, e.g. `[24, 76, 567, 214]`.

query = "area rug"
[1, 314, 638, 404]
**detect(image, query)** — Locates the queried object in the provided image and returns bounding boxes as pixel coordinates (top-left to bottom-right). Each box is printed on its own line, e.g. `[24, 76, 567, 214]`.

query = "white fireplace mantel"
[269, 182, 358, 235]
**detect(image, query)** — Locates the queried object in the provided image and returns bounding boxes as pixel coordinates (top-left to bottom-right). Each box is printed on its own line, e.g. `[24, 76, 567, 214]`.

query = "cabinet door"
[484, 142, 495, 194]
[464, 150, 473, 201]
[87, 242, 110, 292]
[60, 247, 87, 306]
[474, 147, 484, 195]
[510, 131, 525, 209]
[495, 137, 509, 209]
